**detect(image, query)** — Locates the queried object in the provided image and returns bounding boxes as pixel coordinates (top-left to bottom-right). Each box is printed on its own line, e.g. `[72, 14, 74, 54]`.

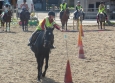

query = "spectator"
[20, 0, 29, 10]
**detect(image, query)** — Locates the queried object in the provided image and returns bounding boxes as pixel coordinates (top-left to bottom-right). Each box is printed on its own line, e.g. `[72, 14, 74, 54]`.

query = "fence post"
[106, 4, 110, 21]
[12, 5, 14, 19]
[52, 4, 55, 11]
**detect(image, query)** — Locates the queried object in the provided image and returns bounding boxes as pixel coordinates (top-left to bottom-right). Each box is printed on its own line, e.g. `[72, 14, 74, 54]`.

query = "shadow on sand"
[31, 77, 60, 83]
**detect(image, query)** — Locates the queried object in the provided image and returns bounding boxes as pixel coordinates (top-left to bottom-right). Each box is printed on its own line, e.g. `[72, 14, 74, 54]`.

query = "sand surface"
[0, 25, 115, 83]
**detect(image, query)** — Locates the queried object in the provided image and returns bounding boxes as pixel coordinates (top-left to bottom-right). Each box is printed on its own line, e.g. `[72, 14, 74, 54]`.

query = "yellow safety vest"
[60, 3, 67, 11]
[76, 5, 82, 10]
[98, 5, 106, 13]
[37, 17, 56, 30]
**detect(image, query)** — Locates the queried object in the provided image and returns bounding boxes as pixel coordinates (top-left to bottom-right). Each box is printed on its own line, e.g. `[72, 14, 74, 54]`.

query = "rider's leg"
[1, 12, 5, 22]
[60, 11, 63, 19]
[28, 30, 39, 46]
[74, 10, 77, 19]
[83, 12, 85, 20]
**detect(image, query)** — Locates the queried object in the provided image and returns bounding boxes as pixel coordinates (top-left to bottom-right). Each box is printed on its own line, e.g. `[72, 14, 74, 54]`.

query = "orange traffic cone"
[64, 60, 73, 83]
[79, 46, 85, 59]
[78, 33, 83, 47]
[80, 24, 84, 37]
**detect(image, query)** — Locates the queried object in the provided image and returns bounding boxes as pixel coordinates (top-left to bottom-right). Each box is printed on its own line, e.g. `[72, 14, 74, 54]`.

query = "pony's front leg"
[42, 54, 49, 77]
[98, 22, 99, 29]
[6, 22, 7, 32]
[1, 21, 4, 31]
[77, 20, 79, 31]
[9, 22, 10, 31]
[35, 54, 42, 82]
[73, 19, 74, 30]
[103, 22, 105, 29]
[61, 20, 65, 30]
[100, 22, 102, 29]
[66, 21, 67, 31]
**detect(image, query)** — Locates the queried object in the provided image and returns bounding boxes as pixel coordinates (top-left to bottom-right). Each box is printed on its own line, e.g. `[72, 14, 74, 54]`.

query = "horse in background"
[29, 27, 54, 82]
[73, 9, 83, 30]
[0, 10, 12, 32]
[60, 8, 70, 30]
[97, 12, 106, 29]
[20, 8, 30, 31]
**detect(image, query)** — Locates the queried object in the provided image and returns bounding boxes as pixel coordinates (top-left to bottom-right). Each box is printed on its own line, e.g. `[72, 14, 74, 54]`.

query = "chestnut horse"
[60, 8, 70, 30]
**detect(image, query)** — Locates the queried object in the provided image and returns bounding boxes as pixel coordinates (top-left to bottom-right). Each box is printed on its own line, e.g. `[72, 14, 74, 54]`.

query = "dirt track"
[0, 25, 115, 83]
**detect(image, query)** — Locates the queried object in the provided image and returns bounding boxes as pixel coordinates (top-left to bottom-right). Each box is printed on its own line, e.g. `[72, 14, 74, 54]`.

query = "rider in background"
[20, 0, 29, 11]
[0, 3, 10, 22]
[28, 11, 62, 49]
[97, 1, 107, 22]
[59, 0, 69, 19]
[74, 1, 85, 20]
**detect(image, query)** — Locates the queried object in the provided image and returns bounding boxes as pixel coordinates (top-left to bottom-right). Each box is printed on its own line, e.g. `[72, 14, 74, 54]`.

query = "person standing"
[20, 0, 29, 11]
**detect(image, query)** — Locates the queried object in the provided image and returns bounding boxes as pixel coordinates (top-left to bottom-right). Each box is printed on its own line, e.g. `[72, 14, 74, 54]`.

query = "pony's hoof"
[42, 72, 45, 77]
[37, 79, 41, 83]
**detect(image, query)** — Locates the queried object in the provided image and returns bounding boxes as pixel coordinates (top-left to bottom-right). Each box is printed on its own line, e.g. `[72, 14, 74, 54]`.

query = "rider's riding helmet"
[5, 3, 10, 7]
[77, 1, 80, 3]
[48, 11, 55, 17]
[63, 0, 66, 3]
[100, 1, 104, 4]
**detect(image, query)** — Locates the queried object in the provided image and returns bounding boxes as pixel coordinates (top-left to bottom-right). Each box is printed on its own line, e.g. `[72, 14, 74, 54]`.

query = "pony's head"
[98, 12, 105, 22]
[43, 27, 54, 48]
[64, 8, 70, 15]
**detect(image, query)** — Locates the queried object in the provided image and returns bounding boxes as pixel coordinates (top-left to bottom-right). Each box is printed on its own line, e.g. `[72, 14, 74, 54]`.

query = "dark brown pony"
[60, 8, 70, 30]
[1, 10, 12, 32]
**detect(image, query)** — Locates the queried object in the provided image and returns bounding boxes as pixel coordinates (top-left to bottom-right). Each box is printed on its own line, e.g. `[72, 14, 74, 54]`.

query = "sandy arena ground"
[0, 25, 115, 83]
